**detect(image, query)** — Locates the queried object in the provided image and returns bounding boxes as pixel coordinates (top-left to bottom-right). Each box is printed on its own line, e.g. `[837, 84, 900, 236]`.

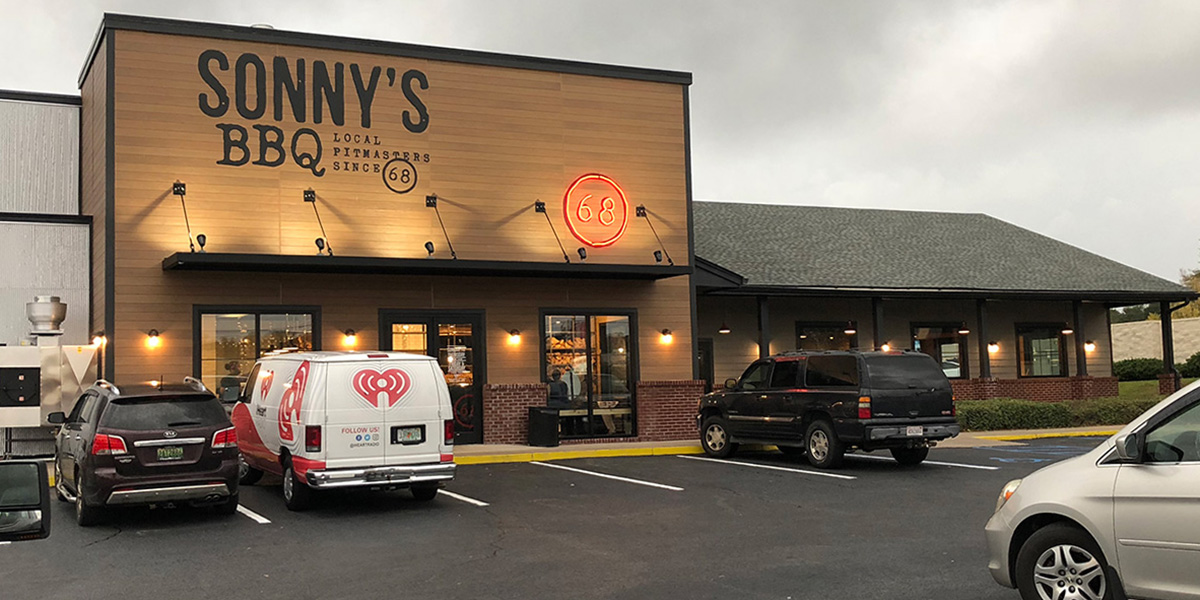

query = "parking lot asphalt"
[0, 437, 1109, 600]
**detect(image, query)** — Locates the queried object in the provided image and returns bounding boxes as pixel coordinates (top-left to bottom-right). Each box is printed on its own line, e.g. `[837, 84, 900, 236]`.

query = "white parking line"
[530, 461, 684, 491]
[236, 505, 272, 524]
[849, 453, 1000, 471]
[0, 541, 10, 546]
[441, 490, 490, 507]
[678, 455, 858, 480]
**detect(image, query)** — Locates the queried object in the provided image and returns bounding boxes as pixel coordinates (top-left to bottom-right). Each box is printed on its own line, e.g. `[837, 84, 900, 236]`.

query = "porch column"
[1073, 300, 1088, 377]
[1161, 301, 1179, 392]
[871, 297, 884, 351]
[976, 299, 991, 379]
[757, 295, 770, 359]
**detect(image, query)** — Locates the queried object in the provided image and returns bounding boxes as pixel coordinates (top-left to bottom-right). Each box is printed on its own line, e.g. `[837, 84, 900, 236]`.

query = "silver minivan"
[986, 380, 1200, 600]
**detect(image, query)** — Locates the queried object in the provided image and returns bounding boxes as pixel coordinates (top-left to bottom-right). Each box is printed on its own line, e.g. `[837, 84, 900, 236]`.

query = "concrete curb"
[977, 430, 1118, 442]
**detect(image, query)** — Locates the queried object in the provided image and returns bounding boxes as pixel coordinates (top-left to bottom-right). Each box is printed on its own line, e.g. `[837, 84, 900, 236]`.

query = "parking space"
[1, 437, 1107, 600]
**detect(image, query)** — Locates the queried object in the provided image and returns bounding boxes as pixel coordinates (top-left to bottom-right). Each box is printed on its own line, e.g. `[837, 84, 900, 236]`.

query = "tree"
[1176, 266, 1200, 319]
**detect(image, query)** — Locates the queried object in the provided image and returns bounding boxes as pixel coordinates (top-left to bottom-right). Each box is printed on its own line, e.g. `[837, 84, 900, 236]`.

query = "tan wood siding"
[81, 38, 107, 339]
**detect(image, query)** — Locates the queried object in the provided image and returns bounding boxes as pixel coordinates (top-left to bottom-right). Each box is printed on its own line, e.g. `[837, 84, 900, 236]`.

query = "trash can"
[528, 406, 560, 447]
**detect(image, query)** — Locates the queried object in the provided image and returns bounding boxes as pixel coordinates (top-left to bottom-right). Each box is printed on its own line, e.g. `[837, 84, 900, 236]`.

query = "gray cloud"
[2, 0, 1195, 280]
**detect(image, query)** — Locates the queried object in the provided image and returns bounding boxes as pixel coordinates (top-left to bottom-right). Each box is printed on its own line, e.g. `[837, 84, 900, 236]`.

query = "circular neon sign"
[563, 174, 629, 248]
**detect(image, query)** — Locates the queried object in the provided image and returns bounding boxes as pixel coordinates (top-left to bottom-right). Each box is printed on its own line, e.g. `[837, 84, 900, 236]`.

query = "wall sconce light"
[507, 329, 521, 346]
[196, 233, 207, 253]
[1061, 326, 1074, 335]
[342, 329, 357, 348]
[957, 323, 970, 335]
[577, 247, 587, 262]
[91, 331, 107, 348]
[145, 329, 162, 350]
[844, 322, 857, 335]
[987, 342, 1000, 354]
[880, 343, 892, 352]
[718, 322, 731, 334]
[1084, 341, 1096, 353]
[659, 329, 673, 344]
[425, 241, 435, 257]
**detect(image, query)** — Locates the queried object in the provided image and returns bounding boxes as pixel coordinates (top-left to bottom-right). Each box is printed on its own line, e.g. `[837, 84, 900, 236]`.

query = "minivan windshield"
[864, 354, 950, 390]
[100, 396, 229, 431]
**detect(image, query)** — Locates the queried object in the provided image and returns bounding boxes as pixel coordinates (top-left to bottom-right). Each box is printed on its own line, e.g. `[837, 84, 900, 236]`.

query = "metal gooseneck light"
[173, 181, 197, 253]
[304, 189, 333, 256]
[426, 194, 457, 260]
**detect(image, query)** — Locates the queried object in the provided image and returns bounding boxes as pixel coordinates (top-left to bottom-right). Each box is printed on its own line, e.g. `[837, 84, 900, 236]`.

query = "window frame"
[191, 305, 322, 383]
[1015, 323, 1068, 378]
[910, 322, 970, 380]
[538, 307, 639, 440]
[795, 321, 860, 351]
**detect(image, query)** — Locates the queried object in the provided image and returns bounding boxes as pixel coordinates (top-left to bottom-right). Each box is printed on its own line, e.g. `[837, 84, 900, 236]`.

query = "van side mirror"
[46, 412, 65, 425]
[1114, 433, 1143, 464]
[0, 460, 51, 542]
[724, 378, 738, 390]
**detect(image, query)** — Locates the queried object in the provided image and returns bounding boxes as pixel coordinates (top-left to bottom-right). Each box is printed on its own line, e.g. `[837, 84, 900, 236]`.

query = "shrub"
[1113, 358, 1164, 381]
[955, 399, 1071, 431]
[1178, 351, 1200, 378]
[1066, 397, 1162, 427]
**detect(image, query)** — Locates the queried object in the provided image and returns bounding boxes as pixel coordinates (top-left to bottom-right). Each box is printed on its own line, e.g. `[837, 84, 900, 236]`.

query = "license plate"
[906, 426, 924, 437]
[391, 426, 425, 445]
[156, 446, 184, 461]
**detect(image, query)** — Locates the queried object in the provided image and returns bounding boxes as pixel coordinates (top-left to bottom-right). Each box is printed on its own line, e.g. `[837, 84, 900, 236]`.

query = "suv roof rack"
[95, 379, 121, 395]
[182, 376, 209, 393]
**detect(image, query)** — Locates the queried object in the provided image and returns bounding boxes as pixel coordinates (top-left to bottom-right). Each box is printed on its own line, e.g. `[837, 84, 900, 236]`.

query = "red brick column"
[636, 380, 706, 442]
[482, 383, 546, 445]
[1159, 373, 1182, 395]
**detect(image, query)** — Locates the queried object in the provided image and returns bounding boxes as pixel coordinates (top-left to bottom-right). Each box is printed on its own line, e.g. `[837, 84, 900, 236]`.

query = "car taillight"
[444, 419, 455, 445]
[92, 433, 128, 456]
[857, 396, 872, 420]
[305, 425, 321, 453]
[212, 426, 237, 449]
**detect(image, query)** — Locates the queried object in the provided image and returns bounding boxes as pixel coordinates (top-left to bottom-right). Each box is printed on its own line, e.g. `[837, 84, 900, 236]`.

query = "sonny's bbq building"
[77, 15, 700, 445]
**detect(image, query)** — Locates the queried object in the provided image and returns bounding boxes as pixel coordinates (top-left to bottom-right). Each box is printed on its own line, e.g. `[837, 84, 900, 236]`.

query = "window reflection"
[199, 312, 314, 399]
[545, 314, 634, 438]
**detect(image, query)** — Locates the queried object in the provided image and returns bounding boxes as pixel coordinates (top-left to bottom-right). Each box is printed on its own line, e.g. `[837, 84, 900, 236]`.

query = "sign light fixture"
[563, 174, 629, 248]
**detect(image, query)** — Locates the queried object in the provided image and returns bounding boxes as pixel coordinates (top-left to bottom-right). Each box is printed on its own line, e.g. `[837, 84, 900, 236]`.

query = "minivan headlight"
[995, 479, 1022, 513]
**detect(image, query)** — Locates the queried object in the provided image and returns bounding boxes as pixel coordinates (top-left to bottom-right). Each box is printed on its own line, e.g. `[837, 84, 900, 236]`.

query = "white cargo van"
[230, 351, 456, 510]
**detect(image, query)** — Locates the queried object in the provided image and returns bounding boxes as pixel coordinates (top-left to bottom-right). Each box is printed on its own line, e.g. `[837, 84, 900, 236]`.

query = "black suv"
[697, 351, 961, 468]
[49, 378, 240, 526]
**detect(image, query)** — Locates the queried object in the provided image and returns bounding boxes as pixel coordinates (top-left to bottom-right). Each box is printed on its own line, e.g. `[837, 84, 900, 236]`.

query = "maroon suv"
[49, 378, 240, 526]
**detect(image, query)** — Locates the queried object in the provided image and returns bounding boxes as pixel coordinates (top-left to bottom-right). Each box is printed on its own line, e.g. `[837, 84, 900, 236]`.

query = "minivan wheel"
[1016, 523, 1112, 600]
[890, 446, 929, 466]
[282, 465, 313, 511]
[805, 420, 844, 469]
[701, 416, 738, 458]
[411, 484, 439, 502]
[238, 453, 263, 486]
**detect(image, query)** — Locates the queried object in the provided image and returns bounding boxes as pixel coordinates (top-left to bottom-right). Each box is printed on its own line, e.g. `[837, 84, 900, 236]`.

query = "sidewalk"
[453, 426, 1122, 464]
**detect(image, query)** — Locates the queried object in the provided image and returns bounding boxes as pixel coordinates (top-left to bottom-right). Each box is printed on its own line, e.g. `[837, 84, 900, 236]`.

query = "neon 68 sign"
[563, 174, 629, 248]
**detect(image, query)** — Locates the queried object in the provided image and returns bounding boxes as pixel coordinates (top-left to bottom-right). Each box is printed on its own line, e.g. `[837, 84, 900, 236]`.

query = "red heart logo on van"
[352, 368, 412, 409]
[259, 370, 273, 399]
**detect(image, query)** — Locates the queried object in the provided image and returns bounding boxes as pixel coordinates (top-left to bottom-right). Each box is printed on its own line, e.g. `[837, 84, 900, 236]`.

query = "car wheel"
[411, 484, 439, 502]
[805, 420, 844, 469]
[238, 453, 264, 486]
[75, 490, 103, 527]
[890, 446, 929, 466]
[700, 416, 738, 458]
[777, 445, 806, 457]
[1015, 523, 1113, 600]
[282, 464, 313, 512]
[216, 493, 239, 516]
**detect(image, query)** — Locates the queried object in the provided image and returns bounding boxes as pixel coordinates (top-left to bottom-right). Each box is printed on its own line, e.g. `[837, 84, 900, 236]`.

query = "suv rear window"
[805, 356, 859, 387]
[864, 354, 950, 389]
[100, 396, 229, 431]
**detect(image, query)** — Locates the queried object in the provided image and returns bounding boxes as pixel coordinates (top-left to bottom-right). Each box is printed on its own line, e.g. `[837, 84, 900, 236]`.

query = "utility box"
[527, 406, 560, 447]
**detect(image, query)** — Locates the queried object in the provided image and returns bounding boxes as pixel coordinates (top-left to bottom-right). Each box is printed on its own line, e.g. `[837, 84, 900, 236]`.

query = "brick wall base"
[481, 380, 705, 445]
[1159, 373, 1182, 395]
[951, 376, 1118, 401]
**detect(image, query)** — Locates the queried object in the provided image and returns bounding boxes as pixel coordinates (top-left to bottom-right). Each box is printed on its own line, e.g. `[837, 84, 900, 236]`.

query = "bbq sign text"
[196, 50, 431, 191]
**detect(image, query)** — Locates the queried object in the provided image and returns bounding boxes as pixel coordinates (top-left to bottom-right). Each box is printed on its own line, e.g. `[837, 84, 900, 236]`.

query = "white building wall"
[0, 222, 90, 345]
[0, 98, 79, 214]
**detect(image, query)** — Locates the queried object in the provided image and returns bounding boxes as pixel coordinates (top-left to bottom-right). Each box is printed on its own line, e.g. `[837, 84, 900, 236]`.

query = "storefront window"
[796, 322, 858, 351]
[544, 313, 635, 438]
[1017, 325, 1065, 378]
[198, 309, 317, 399]
[912, 323, 968, 379]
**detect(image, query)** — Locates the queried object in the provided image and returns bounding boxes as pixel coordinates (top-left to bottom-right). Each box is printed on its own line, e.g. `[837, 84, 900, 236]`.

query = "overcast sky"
[3, 0, 1197, 281]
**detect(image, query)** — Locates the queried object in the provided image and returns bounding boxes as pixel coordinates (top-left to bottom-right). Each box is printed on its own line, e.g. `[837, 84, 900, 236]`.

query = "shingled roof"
[693, 201, 1194, 300]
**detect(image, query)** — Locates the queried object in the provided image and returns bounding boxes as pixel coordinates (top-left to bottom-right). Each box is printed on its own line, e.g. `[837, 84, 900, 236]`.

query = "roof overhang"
[162, 252, 691, 280]
[700, 284, 1197, 306]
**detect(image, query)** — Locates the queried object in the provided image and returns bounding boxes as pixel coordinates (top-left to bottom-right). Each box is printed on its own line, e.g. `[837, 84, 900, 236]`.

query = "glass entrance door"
[380, 311, 485, 444]
[544, 313, 636, 438]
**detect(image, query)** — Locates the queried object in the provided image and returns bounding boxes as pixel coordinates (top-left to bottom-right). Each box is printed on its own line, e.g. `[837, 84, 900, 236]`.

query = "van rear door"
[322, 361, 387, 470]
[862, 354, 954, 419]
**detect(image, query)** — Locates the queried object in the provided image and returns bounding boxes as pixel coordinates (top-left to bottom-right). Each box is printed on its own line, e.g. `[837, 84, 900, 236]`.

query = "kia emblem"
[164, 430, 177, 438]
